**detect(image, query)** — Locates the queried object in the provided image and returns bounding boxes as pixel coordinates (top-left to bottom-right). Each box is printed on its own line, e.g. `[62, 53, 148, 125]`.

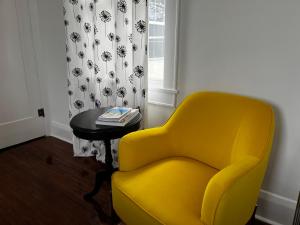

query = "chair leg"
[250, 205, 258, 225]
[111, 208, 120, 225]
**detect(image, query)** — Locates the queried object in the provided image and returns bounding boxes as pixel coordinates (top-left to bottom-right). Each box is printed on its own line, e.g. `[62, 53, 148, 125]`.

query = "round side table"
[70, 108, 142, 199]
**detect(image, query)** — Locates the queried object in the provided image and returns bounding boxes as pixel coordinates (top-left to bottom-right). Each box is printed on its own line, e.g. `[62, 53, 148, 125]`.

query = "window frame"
[147, 0, 180, 107]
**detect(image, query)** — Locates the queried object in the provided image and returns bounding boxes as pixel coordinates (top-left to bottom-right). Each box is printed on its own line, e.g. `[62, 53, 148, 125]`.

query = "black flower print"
[95, 39, 100, 59]
[69, 110, 72, 119]
[108, 71, 115, 79]
[72, 67, 83, 87]
[117, 0, 127, 13]
[125, 19, 130, 42]
[132, 86, 137, 94]
[101, 51, 112, 73]
[94, 25, 98, 35]
[108, 32, 115, 49]
[135, 20, 146, 33]
[134, 65, 144, 88]
[78, 51, 85, 66]
[80, 84, 87, 98]
[86, 77, 90, 91]
[87, 59, 93, 78]
[142, 88, 146, 98]
[102, 87, 112, 105]
[66, 44, 69, 53]
[99, 10, 111, 35]
[124, 61, 128, 78]
[133, 65, 144, 78]
[91, 149, 98, 156]
[90, 93, 96, 105]
[74, 99, 84, 112]
[96, 77, 102, 93]
[67, 78, 71, 87]
[89, 2, 94, 12]
[83, 42, 87, 53]
[133, 0, 140, 19]
[69, 0, 78, 19]
[96, 77, 102, 84]
[135, 20, 146, 47]
[132, 43, 138, 52]
[66, 56, 71, 77]
[84, 22, 91, 46]
[117, 45, 127, 68]
[93, 0, 99, 21]
[115, 35, 121, 48]
[100, 10, 111, 22]
[84, 22, 91, 33]
[89, 2, 97, 22]
[117, 0, 127, 23]
[116, 35, 121, 42]
[132, 86, 137, 107]
[117, 45, 127, 58]
[81, 145, 89, 153]
[70, 32, 81, 53]
[95, 99, 101, 108]
[87, 59, 93, 69]
[117, 87, 127, 104]
[64, 20, 69, 37]
[128, 33, 133, 43]
[80, 4, 83, 10]
[75, 14, 82, 24]
[68, 90, 73, 108]
[128, 74, 134, 84]
[94, 64, 100, 75]
[116, 77, 120, 86]
[123, 100, 128, 107]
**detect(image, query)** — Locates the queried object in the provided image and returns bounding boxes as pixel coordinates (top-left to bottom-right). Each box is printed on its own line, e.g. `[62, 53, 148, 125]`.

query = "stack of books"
[95, 107, 139, 127]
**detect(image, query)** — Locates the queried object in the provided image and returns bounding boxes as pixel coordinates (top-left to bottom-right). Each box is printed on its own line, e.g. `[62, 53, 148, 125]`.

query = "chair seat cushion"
[112, 157, 219, 225]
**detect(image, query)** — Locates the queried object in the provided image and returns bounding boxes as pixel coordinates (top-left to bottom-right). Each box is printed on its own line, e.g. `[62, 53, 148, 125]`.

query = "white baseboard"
[48, 121, 297, 225]
[255, 215, 283, 225]
[257, 189, 297, 225]
[50, 121, 72, 144]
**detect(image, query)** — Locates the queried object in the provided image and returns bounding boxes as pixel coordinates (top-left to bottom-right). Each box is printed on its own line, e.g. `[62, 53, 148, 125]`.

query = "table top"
[70, 108, 142, 140]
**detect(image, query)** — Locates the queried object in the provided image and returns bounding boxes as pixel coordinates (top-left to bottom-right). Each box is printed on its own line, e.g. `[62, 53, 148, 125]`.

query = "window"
[148, 0, 165, 88]
[148, 0, 179, 107]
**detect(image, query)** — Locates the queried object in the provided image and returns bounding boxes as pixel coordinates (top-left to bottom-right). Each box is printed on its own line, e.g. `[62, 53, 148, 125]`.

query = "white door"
[0, 0, 45, 149]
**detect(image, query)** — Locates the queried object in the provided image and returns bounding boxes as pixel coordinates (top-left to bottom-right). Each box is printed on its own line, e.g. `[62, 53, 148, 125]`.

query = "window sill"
[148, 87, 178, 107]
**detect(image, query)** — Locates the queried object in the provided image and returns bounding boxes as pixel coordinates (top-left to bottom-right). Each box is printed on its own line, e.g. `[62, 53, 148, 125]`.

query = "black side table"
[70, 108, 142, 200]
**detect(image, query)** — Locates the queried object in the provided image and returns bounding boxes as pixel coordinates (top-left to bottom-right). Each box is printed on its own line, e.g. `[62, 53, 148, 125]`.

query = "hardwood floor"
[0, 137, 268, 225]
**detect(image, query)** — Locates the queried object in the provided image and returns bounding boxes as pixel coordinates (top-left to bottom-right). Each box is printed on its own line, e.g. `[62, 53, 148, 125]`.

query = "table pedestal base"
[83, 138, 120, 224]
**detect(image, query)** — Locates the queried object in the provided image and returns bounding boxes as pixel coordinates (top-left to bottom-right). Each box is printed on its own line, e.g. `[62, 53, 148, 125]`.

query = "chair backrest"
[165, 92, 275, 170]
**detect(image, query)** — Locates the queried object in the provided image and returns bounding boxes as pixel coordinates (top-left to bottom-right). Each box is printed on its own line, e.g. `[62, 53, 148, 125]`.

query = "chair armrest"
[201, 156, 266, 225]
[118, 127, 172, 171]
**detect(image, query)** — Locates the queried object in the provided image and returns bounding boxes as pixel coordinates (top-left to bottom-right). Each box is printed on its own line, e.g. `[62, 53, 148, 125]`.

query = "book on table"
[97, 107, 131, 121]
[96, 107, 139, 126]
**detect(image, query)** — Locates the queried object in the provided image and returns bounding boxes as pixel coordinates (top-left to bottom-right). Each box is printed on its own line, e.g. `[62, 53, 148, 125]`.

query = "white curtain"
[63, 0, 147, 167]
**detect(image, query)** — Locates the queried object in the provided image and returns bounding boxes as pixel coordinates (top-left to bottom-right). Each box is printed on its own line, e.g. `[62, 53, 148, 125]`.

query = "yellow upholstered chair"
[112, 92, 275, 225]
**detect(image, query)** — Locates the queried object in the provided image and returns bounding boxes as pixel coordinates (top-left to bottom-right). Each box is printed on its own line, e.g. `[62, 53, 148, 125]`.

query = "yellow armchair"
[112, 92, 275, 225]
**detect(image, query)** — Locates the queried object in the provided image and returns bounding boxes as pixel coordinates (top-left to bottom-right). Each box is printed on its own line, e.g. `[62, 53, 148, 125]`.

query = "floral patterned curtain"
[63, 0, 147, 167]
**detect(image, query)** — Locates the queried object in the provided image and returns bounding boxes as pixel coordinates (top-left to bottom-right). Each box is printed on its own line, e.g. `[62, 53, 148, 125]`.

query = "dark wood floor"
[0, 137, 268, 225]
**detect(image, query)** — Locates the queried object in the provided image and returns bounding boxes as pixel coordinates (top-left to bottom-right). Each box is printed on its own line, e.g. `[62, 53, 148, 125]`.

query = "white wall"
[33, 0, 71, 141]
[178, 0, 300, 224]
